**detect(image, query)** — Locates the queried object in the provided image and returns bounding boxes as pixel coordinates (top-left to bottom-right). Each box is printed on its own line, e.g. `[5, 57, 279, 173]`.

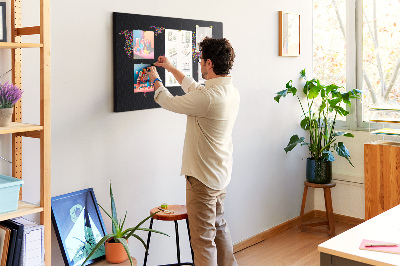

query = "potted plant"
[0, 82, 23, 127]
[274, 69, 362, 184]
[82, 183, 168, 266]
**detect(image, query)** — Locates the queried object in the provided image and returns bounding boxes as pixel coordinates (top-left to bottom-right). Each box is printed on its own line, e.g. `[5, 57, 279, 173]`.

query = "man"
[144, 37, 239, 266]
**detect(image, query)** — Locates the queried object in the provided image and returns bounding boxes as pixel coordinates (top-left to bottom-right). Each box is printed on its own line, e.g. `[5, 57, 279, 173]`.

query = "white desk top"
[318, 205, 400, 266]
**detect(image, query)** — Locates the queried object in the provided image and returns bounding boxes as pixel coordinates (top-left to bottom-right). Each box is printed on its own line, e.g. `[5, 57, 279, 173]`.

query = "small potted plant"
[274, 69, 362, 183]
[0, 82, 23, 127]
[82, 183, 168, 266]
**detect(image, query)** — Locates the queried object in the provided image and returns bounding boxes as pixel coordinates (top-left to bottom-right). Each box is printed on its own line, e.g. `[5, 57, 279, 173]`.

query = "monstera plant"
[274, 69, 362, 183]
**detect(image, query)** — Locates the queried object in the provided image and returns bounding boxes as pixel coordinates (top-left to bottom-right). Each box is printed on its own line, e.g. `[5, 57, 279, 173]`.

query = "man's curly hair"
[199, 37, 235, 75]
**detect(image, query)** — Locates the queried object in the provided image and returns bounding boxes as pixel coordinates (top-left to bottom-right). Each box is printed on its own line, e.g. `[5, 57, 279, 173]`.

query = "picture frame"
[0, 2, 6, 42]
[51, 188, 107, 266]
[279, 11, 300, 56]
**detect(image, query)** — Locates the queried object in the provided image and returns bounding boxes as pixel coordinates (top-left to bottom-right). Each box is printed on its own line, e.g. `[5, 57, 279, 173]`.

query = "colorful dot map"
[119, 30, 134, 59]
[149, 26, 165, 36]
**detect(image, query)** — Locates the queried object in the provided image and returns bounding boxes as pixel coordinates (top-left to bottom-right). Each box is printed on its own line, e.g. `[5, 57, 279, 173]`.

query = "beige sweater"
[154, 76, 240, 190]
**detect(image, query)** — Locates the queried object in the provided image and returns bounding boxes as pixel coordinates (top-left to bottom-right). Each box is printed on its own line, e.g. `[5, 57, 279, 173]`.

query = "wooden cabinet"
[0, 0, 51, 264]
[364, 140, 400, 220]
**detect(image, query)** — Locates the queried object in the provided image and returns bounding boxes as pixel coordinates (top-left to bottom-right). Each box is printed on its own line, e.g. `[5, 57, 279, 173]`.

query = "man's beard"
[201, 70, 208, 80]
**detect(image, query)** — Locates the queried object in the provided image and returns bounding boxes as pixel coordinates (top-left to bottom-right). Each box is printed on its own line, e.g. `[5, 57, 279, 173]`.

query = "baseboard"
[233, 210, 315, 253]
[233, 210, 365, 253]
[314, 210, 364, 226]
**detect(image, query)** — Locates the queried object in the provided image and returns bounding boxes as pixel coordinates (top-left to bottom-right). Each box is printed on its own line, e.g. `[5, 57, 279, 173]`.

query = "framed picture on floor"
[279, 11, 300, 56]
[0, 2, 6, 42]
[51, 188, 107, 266]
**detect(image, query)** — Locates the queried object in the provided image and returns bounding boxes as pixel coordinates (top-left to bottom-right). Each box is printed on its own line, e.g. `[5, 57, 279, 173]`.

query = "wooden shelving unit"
[0, 0, 51, 265]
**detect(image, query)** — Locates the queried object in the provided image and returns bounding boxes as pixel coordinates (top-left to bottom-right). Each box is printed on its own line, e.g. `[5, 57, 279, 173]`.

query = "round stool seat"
[150, 205, 188, 221]
[304, 181, 336, 188]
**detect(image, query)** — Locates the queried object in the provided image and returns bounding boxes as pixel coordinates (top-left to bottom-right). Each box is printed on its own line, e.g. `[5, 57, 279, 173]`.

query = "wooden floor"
[234, 217, 354, 266]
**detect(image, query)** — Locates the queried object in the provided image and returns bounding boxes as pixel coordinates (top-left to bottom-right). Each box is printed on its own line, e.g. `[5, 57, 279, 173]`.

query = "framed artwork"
[51, 188, 107, 266]
[0, 2, 6, 42]
[113, 12, 223, 112]
[279, 11, 300, 56]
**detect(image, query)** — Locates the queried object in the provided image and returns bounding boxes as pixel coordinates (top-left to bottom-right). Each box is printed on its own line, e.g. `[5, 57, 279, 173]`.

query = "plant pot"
[306, 158, 332, 184]
[105, 238, 128, 264]
[0, 108, 13, 127]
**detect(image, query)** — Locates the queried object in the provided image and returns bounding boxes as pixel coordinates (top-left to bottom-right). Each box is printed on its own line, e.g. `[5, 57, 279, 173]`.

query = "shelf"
[369, 105, 400, 111]
[369, 118, 400, 123]
[370, 128, 400, 136]
[0, 201, 43, 221]
[0, 42, 43, 49]
[0, 122, 42, 134]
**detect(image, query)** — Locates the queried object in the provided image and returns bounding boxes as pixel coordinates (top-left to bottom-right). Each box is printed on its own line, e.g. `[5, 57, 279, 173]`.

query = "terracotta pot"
[105, 238, 128, 264]
[0, 108, 13, 127]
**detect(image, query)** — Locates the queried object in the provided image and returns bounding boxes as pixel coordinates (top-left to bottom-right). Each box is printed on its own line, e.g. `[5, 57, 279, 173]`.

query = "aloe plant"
[274, 69, 362, 166]
[81, 183, 168, 266]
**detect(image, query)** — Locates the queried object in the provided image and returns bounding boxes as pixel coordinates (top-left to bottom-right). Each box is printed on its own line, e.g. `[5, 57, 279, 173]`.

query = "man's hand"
[154, 56, 175, 72]
[143, 66, 160, 83]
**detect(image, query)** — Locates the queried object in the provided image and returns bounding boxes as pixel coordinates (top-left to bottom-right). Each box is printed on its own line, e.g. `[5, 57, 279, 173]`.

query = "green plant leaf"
[341, 92, 351, 105]
[300, 69, 306, 78]
[300, 117, 310, 130]
[110, 182, 118, 234]
[81, 234, 114, 266]
[274, 89, 288, 103]
[131, 234, 148, 250]
[284, 135, 305, 153]
[98, 204, 120, 236]
[325, 84, 339, 94]
[123, 211, 160, 239]
[307, 85, 320, 99]
[335, 142, 354, 167]
[343, 133, 354, 137]
[120, 211, 127, 231]
[321, 151, 335, 161]
[114, 238, 133, 266]
[136, 227, 170, 236]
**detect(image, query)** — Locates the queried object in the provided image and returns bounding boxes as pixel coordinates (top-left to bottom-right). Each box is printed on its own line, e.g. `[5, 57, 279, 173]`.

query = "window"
[313, 0, 400, 130]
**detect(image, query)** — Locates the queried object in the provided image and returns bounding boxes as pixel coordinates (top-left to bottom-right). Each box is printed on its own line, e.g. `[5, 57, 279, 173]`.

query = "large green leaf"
[308, 85, 321, 99]
[81, 234, 115, 266]
[325, 84, 340, 94]
[284, 135, 305, 153]
[110, 182, 118, 234]
[341, 92, 351, 105]
[300, 117, 310, 130]
[335, 142, 354, 167]
[321, 151, 335, 162]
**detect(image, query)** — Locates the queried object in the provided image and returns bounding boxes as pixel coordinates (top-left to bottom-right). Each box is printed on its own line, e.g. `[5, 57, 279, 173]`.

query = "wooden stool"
[143, 205, 194, 266]
[298, 181, 336, 237]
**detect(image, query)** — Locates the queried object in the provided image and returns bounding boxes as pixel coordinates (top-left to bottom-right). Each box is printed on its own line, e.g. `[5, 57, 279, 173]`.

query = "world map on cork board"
[113, 12, 223, 112]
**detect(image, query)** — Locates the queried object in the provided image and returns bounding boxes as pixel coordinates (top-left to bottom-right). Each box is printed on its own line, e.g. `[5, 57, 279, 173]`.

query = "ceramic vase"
[0, 108, 13, 127]
[306, 157, 332, 184]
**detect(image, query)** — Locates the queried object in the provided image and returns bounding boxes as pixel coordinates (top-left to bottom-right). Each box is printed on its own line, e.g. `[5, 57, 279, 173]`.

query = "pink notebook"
[359, 239, 400, 255]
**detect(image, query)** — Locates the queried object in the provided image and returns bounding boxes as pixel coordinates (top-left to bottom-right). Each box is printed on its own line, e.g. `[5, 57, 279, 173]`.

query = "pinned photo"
[133, 64, 154, 94]
[133, 30, 154, 60]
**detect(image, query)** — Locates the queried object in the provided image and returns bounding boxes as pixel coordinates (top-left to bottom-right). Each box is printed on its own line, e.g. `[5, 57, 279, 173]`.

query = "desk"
[318, 204, 400, 266]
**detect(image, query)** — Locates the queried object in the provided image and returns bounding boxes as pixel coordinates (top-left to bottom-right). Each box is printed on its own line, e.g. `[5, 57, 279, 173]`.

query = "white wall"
[0, 0, 315, 265]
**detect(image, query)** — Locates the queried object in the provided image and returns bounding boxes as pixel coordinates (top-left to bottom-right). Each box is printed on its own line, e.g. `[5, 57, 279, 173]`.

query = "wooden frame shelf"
[0, 122, 42, 134]
[0, 201, 43, 221]
[0, 42, 43, 49]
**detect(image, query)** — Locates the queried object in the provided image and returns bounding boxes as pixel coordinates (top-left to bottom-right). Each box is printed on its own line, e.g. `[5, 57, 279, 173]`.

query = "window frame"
[315, 0, 400, 131]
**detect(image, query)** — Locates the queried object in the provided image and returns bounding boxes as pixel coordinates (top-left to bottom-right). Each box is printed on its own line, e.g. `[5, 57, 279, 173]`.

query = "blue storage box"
[0, 175, 24, 214]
